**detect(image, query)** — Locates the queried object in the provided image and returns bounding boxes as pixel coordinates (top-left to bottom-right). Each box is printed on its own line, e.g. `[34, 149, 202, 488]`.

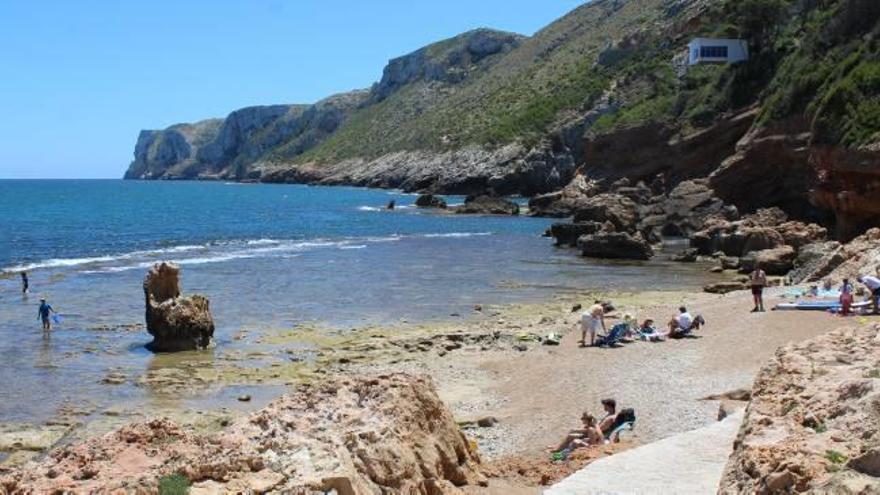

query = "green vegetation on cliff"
[127, 0, 880, 180]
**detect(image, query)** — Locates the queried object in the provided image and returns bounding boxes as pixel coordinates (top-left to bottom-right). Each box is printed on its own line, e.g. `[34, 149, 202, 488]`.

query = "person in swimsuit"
[547, 412, 604, 453]
[21, 272, 28, 294]
[749, 264, 767, 312]
[38, 298, 54, 331]
[840, 278, 854, 316]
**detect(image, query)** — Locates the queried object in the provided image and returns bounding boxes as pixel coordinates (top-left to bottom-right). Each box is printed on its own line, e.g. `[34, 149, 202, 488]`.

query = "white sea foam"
[357, 206, 383, 212]
[422, 232, 492, 238]
[8, 232, 497, 275]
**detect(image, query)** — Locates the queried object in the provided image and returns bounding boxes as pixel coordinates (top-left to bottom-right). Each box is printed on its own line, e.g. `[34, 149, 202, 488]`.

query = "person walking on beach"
[578, 301, 605, 347]
[858, 275, 880, 314]
[20, 272, 28, 294]
[749, 263, 767, 312]
[37, 298, 55, 331]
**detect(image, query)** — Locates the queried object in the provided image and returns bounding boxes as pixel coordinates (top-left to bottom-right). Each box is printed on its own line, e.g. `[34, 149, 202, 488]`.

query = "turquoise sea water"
[0, 180, 718, 424]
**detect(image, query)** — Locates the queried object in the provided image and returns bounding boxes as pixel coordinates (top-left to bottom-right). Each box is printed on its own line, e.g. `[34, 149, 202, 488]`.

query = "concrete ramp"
[545, 410, 743, 495]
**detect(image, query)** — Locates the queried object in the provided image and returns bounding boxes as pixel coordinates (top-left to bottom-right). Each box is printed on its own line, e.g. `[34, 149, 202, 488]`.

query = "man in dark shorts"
[750, 264, 767, 312]
[37, 298, 54, 331]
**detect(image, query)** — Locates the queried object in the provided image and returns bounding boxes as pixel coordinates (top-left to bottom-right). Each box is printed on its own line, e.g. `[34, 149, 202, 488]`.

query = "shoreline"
[0, 282, 855, 488]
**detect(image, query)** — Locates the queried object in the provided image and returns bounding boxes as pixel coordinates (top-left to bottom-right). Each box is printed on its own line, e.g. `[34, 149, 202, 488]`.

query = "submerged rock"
[414, 193, 447, 209]
[143, 262, 214, 352]
[550, 221, 603, 247]
[455, 195, 519, 215]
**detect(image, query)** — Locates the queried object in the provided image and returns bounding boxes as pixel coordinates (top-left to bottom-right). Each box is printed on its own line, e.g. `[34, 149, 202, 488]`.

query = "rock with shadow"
[143, 262, 214, 352]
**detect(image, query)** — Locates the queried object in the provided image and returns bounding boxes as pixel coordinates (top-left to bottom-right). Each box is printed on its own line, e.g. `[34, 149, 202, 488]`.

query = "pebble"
[237, 395, 251, 402]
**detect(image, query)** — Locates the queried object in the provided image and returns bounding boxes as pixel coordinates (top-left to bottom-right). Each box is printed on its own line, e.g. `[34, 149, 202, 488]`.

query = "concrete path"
[545, 410, 743, 495]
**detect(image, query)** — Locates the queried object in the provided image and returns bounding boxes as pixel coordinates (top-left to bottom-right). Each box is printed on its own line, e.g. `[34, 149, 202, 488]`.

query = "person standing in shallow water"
[21, 272, 28, 294]
[749, 263, 767, 312]
[37, 298, 54, 331]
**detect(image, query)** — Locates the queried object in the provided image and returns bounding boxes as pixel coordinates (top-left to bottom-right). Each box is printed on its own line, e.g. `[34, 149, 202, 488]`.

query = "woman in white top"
[578, 302, 605, 347]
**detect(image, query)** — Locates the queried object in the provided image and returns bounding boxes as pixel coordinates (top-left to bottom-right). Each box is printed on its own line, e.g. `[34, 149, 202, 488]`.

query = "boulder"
[550, 221, 603, 247]
[573, 193, 640, 233]
[455, 195, 519, 215]
[2, 374, 485, 493]
[143, 262, 214, 352]
[775, 221, 828, 249]
[414, 194, 447, 209]
[528, 174, 601, 217]
[720, 256, 740, 270]
[672, 248, 699, 262]
[638, 180, 735, 240]
[789, 241, 845, 283]
[577, 232, 653, 260]
[739, 245, 797, 275]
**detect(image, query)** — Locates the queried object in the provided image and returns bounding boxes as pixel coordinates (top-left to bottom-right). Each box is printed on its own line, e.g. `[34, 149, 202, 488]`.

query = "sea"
[0, 180, 719, 426]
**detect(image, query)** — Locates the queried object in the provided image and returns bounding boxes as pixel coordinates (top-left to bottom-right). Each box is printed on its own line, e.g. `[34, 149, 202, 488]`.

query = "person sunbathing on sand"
[598, 398, 617, 435]
[548, 412, 603, 453]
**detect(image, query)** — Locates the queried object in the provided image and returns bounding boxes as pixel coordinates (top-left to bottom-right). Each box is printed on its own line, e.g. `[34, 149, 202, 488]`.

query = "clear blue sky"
[0, 0, 586, 179]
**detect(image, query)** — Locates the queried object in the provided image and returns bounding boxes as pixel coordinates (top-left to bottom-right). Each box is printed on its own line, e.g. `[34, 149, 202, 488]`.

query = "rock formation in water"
[143, 262, 214, 352]
[719, 324, 880, 493]
[454, 195, 520, 215]
[1, 374, 485, 494]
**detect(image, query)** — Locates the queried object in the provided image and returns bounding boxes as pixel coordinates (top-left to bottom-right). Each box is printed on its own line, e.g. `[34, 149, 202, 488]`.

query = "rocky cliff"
[719, 325, 880, 493]
[125, 0, 880, 238]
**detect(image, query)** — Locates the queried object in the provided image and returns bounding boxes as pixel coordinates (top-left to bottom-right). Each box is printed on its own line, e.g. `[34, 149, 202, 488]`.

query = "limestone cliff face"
[123, 0, 880, 239]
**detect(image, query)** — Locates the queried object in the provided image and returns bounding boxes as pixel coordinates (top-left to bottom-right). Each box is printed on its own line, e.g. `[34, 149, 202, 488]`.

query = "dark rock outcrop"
[550, 221, 603, 247]
[638, 180, 736, 239]
[577, 232, 653, 260]
[789, 241, 845, 283]
[143, 262, 214, 352]
[414, 194, 448, 209]
[455, 195, 519, 215]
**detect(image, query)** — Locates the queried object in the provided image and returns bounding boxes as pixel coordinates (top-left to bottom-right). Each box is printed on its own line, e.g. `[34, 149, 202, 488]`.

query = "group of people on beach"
[838, 272, 880, 316]
[577, 301, 705, 347]
[548, 398, 637, 457]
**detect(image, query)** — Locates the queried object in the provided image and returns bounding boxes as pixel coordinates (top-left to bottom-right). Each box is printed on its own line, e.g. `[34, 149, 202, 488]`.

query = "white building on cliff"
[687, 38, 749, 65]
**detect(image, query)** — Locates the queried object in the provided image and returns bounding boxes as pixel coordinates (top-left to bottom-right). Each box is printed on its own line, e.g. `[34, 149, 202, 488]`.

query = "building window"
[700, 46, 728, 58]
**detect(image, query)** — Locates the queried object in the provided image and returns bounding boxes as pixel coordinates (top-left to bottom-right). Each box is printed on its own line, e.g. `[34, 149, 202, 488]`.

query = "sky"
[0, 0, 586, 179]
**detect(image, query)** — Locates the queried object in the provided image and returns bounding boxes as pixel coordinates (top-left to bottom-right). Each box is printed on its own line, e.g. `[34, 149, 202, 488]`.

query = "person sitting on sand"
[858, 275, 880, 315]
[598, 398, 617, 435]
[577, 301, 605, 347]
[547, 412, 603, 453]
[667, 306, 705, 338]
[637, 318, 665, 341]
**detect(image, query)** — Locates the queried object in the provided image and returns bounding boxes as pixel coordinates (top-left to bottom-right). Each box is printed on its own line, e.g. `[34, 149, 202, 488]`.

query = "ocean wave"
[357, 206, 384, 212]
[6, 232, 495, 274]
[422, 232, 492, 238]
